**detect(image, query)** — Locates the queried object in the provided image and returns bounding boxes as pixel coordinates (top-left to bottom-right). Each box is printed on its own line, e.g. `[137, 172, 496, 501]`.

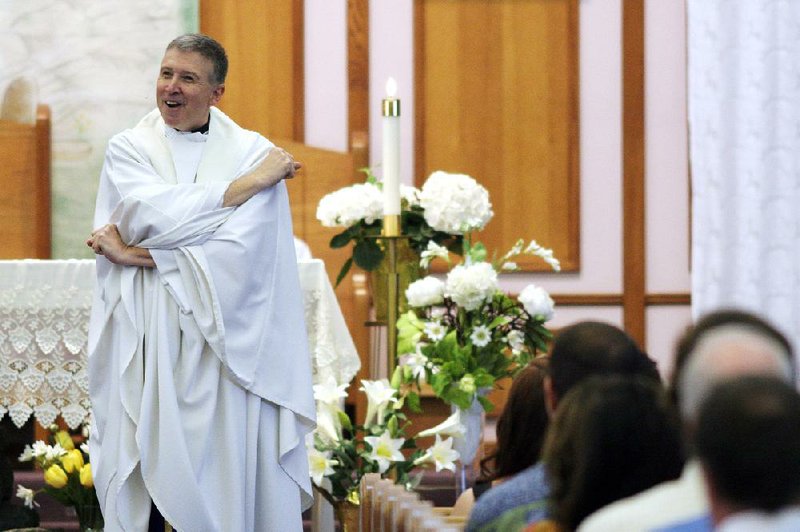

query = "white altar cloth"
[0, 258, 359, 429]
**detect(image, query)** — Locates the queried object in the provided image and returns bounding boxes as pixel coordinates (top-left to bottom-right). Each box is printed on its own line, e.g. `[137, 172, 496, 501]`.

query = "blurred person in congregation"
[519, 375, 684, 532]
[695, 376, 800, 531]
[579, 309, 795, 532]
[466, 321, 660, 531]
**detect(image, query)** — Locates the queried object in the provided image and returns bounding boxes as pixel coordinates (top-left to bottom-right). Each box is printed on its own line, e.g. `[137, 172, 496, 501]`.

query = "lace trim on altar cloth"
[0, 260, 94, 429]
[0, 259, 361, 430]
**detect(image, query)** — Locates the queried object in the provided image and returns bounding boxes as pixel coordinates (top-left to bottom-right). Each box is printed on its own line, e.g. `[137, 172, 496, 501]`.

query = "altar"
[0, 258, 360, 430]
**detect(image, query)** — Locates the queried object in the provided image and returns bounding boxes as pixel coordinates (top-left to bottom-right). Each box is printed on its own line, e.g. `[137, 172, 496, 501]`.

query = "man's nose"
[164, 77, 180, 93]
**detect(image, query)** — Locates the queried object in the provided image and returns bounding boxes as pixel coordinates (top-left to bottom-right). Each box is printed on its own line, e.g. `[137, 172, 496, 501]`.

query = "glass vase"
[369, 238, 422, 323]
[451, 397, 486, 496]
[76, 500, 104, 532]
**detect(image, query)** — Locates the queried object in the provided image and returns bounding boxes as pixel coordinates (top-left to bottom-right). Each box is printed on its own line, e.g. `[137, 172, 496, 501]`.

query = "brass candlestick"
[381, 214, 401, 372]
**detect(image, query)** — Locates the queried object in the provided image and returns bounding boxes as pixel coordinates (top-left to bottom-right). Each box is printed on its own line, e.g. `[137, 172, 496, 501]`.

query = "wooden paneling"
[348, 0, 369, 144]
[414, 0, 580, 272]
[622, 0, 646, 345]
[200, 0, 304, 141]
[0, 105, 51, 258]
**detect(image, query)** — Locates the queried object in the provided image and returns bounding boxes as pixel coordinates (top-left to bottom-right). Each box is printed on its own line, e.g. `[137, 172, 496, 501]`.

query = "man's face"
[156, 49, 224, 131]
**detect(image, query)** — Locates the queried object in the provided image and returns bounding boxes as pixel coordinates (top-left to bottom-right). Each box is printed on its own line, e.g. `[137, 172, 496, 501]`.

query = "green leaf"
[334, 257, 353, 287]
[337, 410, 353, 432]
[406, 392, 422, 413]
[389, 415, 401, 437]
[487, 316, 508, 329]
[468, 241, 488, 263]
[353, 239, 384, 270]
[330, 229, 354, 249]
[477, 394, 495, 413]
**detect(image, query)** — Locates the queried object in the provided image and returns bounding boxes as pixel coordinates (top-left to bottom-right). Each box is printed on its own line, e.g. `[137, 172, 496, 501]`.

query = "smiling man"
[85, 34, 315, 532]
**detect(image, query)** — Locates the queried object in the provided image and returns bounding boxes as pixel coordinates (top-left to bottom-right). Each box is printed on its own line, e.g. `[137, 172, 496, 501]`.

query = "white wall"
[303, 0, 691, 374]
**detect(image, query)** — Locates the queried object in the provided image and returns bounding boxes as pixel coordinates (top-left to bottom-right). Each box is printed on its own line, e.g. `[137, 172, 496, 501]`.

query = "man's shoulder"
[579, 462, 708, 532]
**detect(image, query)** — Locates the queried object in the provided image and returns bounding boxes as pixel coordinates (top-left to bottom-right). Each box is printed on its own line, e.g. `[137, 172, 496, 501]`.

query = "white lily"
[364, 431, 406, 473]
[30, 441, 48, 459]
[44, 443, 67, 463]
[415, 411, 466, 439]
[360, 379, 398, 427]
[399, 347, 429, 382]
[307, 447, 338, 486]
[313, 375, 349, 406]
[506, 330, 526, 353]
[315, 406, 343, 443]
[18, 445, 33, 462]
[420, 241, 450, 268]
[414, 434, 460, 472]
[16, 485, 38, 509]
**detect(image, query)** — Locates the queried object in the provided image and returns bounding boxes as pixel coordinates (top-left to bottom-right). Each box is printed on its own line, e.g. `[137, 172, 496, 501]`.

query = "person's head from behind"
[157, 34, 228, 132]
[695, 376, 800, 524]
[670, 309, 794, 431]
[544, 375, 684, 531]
[546, 321, 659, 412]
[480, 357, 550, 481]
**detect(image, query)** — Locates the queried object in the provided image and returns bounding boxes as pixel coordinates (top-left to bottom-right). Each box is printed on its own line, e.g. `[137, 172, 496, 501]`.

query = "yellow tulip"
[44, 465, 68, 489]
[79, 463, 93, 488]
[61, 449, 84, 473]
[53, 430, 75, 451]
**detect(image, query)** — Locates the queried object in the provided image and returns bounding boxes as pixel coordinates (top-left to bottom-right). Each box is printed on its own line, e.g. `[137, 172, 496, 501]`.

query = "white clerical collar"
[163, 125, 209, 143]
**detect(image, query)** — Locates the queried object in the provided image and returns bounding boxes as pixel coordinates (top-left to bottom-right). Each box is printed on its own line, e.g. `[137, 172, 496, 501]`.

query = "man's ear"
[544, 376, 558, 417]
[210, 84, 225, 106]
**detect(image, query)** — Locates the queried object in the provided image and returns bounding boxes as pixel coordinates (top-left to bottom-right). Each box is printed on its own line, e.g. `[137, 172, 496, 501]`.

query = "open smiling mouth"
[165, 100, 182, 108]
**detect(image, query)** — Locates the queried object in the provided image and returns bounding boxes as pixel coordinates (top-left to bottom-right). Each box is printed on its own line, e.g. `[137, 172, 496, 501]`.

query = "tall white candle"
[382, 77, 401, 216]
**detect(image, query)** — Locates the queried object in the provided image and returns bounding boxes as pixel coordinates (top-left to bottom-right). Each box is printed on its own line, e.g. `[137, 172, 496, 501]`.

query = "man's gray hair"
[166, 33, 228, 85]
[677, 324, 793, 423]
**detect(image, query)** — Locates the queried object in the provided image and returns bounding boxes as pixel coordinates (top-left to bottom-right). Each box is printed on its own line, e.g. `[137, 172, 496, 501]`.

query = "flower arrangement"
[308, 375, 466, 506]
[396, 239, 559, 412]
[17, 425, 103, 531]
[316, 169, 493, 285]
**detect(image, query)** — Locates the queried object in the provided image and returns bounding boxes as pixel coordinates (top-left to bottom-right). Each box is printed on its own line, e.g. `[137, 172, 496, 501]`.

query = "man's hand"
[222, 147, 302, 208]
[86, 224, 155, 267]
[253, 147, 302, 189]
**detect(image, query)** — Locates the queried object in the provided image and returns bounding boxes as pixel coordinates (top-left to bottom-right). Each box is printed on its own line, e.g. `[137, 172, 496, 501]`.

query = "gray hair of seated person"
[695, 376, 800, 512]
[670, 309, 794, 425]
[167, 33, 228, 85]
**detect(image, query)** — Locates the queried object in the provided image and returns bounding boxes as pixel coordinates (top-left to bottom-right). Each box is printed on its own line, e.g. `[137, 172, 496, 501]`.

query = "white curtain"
[688, 1, 800, 358]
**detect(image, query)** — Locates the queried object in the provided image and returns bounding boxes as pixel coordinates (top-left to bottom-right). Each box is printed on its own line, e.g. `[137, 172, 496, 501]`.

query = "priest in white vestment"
[86, 34, 315, 532]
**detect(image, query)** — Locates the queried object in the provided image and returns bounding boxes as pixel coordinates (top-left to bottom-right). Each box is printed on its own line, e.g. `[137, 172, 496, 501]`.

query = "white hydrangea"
[518, 284, 555, 321]
[316, 182, 384, 227]
[406, 276, 445, 307]
[444, 262, 498, 311]
[401, 184, 421, 207]
[419, 171, 493, 234]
